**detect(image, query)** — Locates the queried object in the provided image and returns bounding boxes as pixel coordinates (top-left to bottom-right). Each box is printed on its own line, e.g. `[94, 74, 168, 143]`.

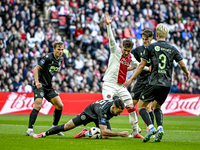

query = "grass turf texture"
[0, 115, 199, 150]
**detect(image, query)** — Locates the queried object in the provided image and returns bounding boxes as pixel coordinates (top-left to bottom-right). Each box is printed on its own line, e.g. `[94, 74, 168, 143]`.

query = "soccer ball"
[89, 127, 101, 139]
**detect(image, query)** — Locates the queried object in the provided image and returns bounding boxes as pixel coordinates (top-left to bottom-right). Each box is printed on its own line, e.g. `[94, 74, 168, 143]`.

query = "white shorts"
[102, 82, 133, 105]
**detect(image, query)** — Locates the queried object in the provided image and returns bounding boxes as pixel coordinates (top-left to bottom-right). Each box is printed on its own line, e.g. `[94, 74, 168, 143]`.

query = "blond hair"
[53, 41, 64, 49]
[156, 23, 169, 38]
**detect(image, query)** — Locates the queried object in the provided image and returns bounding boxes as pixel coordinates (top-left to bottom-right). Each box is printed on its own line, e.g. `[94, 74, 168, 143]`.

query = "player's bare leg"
[126, 103, 143, 139]
[50, 96, 64, 136]
[26, 98, 43, 136]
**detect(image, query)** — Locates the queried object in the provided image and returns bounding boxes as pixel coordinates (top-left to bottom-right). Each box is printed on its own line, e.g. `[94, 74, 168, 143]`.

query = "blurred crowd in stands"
[0, 0, 200, 94]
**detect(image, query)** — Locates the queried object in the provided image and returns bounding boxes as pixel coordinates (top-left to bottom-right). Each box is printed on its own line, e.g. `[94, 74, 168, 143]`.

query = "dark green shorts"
[33, 86, 59, 102]
[139, 85, 170, 105]
[131, 83, 147, 100]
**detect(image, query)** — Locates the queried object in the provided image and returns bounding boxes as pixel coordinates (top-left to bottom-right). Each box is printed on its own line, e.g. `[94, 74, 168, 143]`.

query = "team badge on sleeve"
[40, 59, 45, 64]
[101, 118, 106, 124]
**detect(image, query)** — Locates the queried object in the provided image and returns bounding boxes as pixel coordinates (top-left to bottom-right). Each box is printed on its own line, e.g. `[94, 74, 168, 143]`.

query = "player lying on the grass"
[33, 95, 129, 139]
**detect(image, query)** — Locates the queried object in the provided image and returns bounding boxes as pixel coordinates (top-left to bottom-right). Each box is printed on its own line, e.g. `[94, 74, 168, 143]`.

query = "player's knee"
[137, 106, 141, 112]
[34, 105, 42, 111]
[56, 103, 63, 110]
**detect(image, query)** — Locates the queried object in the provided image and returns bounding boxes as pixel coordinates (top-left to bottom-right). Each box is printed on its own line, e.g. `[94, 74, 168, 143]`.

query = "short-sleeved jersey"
[84, 99, 115, 126]
[142, 40, 183, 87]
[37, 52, 62, 88]
[132, 45, 151, 84]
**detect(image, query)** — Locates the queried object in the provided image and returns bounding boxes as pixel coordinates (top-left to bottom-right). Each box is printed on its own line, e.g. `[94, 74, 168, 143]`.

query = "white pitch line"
[0, 124, 199, 133]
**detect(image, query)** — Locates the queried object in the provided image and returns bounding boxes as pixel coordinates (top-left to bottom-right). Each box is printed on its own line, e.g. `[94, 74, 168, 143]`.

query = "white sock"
[148, 124, 154, 129]
[84, 131, 89, 137]
[27, 128, 33, 131]
[157, 126, 163, 130]
[43, 132, 46, 137]
[129, 111, 139, 135]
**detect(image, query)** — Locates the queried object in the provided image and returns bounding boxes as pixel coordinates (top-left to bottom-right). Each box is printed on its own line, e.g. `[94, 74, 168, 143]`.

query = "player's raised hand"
[105, 12, 114, 25]
[120, 131, 129, 137]
[36, 82, 42, 89]
[185, 73, 189, 82]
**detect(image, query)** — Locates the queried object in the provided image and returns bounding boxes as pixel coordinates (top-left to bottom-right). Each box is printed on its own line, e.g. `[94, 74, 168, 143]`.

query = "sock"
[84, 131, 89, 137]
[45, 124, 65, 136]
[128, 107, 138, 135]
[53, 109, 62, 126]
[154, 108, 163, 126]
[139, 108, 152, 127]
[28, 109, 39, 128]
[149, 111, 154, 125]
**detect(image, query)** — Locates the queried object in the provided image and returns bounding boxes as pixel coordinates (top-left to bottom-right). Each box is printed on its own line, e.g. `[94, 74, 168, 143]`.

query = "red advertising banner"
[0, 92, 199, 116]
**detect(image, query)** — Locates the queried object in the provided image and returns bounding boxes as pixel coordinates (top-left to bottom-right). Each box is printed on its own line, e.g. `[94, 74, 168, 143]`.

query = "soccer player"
[32, 95, 129, 139]
[26, 41, 65, 136]
[102, 12, 151, 138]
[128, 29, 154, 137]
[124, 23, 189, 142]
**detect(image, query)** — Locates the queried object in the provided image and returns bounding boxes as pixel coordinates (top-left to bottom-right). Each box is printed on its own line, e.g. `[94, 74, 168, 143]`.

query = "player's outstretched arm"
[105, 12, 116, 50]
[123, 59, 147, 88]
[33, 65, 42, 89]
[99, 125, 128, 138]
[178, 60, 189, 82]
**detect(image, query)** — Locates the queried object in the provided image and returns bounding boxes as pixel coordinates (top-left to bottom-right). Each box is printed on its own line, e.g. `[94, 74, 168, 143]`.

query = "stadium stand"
[0, 0, 200, 94]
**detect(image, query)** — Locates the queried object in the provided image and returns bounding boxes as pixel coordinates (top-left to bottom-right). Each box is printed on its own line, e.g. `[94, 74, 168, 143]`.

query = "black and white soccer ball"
[89, 127, 101, 139]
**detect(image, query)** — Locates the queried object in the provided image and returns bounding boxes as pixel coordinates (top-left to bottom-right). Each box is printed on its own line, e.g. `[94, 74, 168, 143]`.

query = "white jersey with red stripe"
[103, 25, 149, 85]
[103, 46, 139, 84]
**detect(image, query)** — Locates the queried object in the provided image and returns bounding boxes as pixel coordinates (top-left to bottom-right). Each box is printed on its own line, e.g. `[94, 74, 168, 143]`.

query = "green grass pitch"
[0, 115, 199, 150]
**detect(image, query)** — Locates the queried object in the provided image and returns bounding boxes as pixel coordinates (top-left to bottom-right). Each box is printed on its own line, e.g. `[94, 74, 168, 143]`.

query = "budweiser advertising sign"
[161, 94, 200, 116]
[0, 93, 199, 115]
[0, 93, 52, 115]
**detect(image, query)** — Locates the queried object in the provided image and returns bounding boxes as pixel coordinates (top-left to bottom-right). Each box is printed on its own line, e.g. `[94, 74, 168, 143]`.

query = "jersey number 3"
[159, 54, 166, 69]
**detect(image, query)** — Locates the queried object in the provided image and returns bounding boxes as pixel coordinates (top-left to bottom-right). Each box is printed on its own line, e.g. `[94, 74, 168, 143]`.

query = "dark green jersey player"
[32, 95, 129, 139]
[124, 24, 189, 142]
[37, 52, 62, 88]
[26, 41, 65, 137]
[128, 29, 155, 137]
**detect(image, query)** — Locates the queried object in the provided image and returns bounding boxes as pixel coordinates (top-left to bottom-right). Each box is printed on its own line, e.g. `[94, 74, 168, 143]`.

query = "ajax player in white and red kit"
[102, 12, 150, 138]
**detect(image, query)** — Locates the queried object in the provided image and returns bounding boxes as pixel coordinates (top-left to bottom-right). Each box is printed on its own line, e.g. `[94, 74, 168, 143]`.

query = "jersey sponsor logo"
[49, 66, 59, 73]
[81, 115, 86, 120]
[120, 58, 131, 67]
[101, 118, 106, 124]
[155, 46, 160, 52]
[40, 59, 45, 64]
